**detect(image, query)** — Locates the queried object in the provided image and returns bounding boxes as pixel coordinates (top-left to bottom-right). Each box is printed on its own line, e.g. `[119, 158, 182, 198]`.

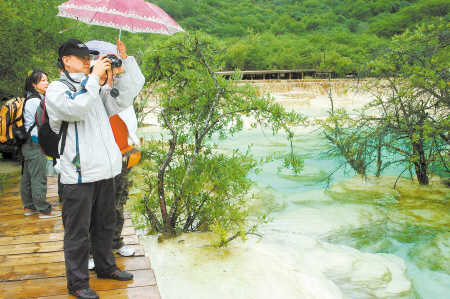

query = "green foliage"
[0, 0, 69, 100]
[368, 0, 450, 37]
[139, 138, 256, 234]
[325, 19, 450, 185]
[135, 32, 305, 240]
[150, 0, 445, 41]
[3, 0, 443, 91]
[146, 0, 445, 75]
[0, 0, 161, 101]
[316, 107, 374, 177]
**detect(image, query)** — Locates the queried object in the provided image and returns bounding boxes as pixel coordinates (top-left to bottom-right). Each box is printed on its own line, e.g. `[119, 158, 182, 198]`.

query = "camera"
[104, 54, 122, 68]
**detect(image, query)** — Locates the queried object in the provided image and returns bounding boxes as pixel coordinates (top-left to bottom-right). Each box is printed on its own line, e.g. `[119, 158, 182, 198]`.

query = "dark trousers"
[62, 178, 118, 292]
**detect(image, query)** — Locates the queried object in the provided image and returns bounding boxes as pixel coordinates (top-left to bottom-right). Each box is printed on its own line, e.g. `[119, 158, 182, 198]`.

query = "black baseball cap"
[59, 39, 99, 58]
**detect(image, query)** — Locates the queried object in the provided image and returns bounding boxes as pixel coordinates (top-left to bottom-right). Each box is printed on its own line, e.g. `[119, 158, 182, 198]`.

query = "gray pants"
[20, 139, 51, 214]
[62, 178, 118, 292]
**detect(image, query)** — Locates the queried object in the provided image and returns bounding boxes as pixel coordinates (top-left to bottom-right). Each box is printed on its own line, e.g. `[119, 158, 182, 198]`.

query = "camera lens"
[104, 55, 122, 68]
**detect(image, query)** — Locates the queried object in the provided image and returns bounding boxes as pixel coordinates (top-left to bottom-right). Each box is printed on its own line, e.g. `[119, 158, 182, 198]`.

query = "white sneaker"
[39, 210, 62, 219]
[88, 258, 95, 270]
[115, 245, 135, 257]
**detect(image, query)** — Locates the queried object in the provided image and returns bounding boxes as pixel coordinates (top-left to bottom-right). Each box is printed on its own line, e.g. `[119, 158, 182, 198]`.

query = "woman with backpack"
[20, 69, 61, 219]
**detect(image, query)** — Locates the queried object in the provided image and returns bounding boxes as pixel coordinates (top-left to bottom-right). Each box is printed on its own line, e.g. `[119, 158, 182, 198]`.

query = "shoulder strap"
[58, 78, 76, 92]
[24, 95, 38, 134]
[40, 98, 46, 124]
[59, 121, 68, 155]
[28, 123, 37, 135]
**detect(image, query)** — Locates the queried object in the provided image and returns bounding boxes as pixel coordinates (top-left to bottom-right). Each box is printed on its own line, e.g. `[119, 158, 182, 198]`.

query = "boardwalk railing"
[215, 69, 334, 80]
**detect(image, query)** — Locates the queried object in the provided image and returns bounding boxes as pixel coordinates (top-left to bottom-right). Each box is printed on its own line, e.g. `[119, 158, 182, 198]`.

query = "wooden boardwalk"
[0, 175, 161, 299]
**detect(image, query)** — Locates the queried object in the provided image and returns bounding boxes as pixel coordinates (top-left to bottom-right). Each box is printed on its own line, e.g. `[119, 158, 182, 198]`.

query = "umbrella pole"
[119, 29, 122, 41]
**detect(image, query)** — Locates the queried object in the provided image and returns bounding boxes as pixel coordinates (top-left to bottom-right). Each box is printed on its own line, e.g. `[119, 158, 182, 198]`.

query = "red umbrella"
[57, 0, 185, 37]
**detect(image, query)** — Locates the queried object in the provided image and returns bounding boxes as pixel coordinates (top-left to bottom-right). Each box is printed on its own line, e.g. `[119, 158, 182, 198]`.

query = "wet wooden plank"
[36, 285, 161, 299]
[0, 260, 66, 282]
[0, 212, 61, 226]
[0, 251, 65, 267]
[0, 233, 64, 246]
[0, 235, 139, 257]
[0, 201, 61, 216]
[0, 194, 21, 201]
[0, 240, 63, 255]
[0, 244, 144, 268]
[0, 219, 65, 237]
[0, 232, 138, 247]
[0, 217, 134, 238]
[122, 225, 136, 235]
[0, 256, 152, 282]
[0, 197, 59, 205]
[1, 269, 157, 298]
[0, 214, 133, 229]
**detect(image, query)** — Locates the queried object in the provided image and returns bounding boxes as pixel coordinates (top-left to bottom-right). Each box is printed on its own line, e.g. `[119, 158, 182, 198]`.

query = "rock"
[257, 234, 417, 298]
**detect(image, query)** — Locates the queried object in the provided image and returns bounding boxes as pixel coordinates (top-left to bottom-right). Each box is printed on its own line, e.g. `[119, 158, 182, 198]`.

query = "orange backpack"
[109, 114, 140, 170]
[0, 97, 33, 153]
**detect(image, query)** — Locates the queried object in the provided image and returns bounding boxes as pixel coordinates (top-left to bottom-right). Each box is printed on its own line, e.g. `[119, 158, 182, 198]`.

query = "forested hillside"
[1, 0, 449, 99]
[154, 0, 449, 38]
[151, 0, 449, 73]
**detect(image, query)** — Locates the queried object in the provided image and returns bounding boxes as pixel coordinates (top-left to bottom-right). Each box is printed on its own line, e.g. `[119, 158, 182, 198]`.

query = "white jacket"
[23, 93, 43, 139]
[46, 57, 144, 184]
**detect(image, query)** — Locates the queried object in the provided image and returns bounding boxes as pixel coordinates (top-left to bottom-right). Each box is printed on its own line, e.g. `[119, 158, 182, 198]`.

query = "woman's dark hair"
[22, 68, 48, 98]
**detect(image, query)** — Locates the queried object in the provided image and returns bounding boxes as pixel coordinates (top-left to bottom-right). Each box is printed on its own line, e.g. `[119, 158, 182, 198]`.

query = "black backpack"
[36, 79, 74, 159]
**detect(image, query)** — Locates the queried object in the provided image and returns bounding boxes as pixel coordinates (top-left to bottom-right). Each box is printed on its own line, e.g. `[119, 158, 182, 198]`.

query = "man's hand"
[117, 40, 128, 60]
[92, 55, 111, 78]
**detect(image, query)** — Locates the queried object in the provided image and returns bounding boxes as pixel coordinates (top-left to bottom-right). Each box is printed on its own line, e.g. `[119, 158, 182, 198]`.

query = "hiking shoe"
[24, 207, 38, 216]
[97, 269, 133, 281]
[39, 209, 62, 219]
[88, 258, 95, 271]
[114, 245, 135, 257]
[69, 287, 99, 299]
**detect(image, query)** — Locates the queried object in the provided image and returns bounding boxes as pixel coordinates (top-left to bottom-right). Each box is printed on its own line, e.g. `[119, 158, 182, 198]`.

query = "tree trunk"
[412, 141, 429, 185]
[159, 109, 178, 239]
[414, 162, 429, 185]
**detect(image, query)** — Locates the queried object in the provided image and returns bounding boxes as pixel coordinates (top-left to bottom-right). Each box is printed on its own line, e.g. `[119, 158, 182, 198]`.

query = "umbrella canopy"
[85, 40, 117, 56]
[57, 0, 185, 36]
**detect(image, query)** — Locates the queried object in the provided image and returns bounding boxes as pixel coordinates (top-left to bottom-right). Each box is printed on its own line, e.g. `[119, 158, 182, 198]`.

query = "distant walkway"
[215, 69, 338, 80]
[0, 175, 161, 299]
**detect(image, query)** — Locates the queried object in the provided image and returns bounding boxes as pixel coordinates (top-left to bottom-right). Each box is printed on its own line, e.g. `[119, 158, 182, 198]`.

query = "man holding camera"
[46, 39, 141, 299]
